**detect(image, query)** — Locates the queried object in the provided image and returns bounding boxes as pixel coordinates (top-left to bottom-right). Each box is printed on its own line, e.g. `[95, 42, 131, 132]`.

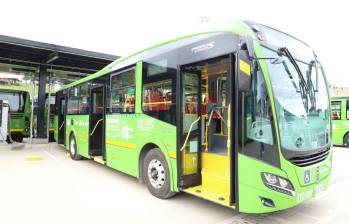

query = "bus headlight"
[261, 172, 295, 196]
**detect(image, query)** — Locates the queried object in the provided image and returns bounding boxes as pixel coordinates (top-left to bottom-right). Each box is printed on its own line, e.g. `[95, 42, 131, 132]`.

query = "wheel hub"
[70, 139, 75, 155]
[147, 159, 165, 189]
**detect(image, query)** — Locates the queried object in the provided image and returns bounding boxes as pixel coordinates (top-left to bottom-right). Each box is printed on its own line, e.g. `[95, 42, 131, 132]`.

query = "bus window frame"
[66, 82, 90, 116]
[67, 87, 80, 115]
[346, 100, 349, 120]
[331, 100, 342, 120]
[79, 83, 90, 115]
[141, 61, 177, 125]
[109, 66, 137, 114]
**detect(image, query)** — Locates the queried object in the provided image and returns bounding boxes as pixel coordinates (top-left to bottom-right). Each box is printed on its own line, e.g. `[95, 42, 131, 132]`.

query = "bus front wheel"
[143, 148, 175, 199]
[69, 134, 82, 160]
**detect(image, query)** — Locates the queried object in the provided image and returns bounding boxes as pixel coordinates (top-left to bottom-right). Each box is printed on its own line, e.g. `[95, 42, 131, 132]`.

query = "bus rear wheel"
[11, 135, 23, 143]
[345, 134, 349, 147]
[143, 148, 175, 199]
[69, 134, 82, 160]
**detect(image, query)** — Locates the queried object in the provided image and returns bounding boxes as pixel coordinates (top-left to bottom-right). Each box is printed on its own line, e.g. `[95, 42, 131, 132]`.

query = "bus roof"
[60, 20, 254, 91]
[0, 87, 29, 93]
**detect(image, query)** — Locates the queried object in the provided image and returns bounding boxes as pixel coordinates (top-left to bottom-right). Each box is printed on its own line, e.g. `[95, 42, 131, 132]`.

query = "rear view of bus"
[236, 22, 331, 213]
[0, 90, 30, 142]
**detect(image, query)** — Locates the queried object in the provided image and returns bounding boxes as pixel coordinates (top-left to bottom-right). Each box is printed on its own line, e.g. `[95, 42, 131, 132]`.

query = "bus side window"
[239, 65, 280, 167]
[141, 61, 176, 125]
[67, 87, 80, 115]
[110, 69, 136, 114]
[79, 84, 89, 114]
[331, 101, 341, 120]
[346, 100, 349, 120]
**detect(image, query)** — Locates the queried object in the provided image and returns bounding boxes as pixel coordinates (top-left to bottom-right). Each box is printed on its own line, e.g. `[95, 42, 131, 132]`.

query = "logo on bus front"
[304, 170, 311, 184]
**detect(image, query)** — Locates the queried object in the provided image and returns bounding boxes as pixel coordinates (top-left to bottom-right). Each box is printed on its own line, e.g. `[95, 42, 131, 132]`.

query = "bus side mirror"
[245, 35, 255, 59]
[237, 50, 252, 91]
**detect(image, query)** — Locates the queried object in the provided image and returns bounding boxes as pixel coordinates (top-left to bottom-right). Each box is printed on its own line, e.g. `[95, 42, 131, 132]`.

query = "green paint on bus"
[0, 88, 31, 142]
[54, 20, 332, 213]
[331, 96, 349, 146]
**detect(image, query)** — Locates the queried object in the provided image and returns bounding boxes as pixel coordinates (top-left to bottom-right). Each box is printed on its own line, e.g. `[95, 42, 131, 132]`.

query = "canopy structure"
[0, 34, 119, 138]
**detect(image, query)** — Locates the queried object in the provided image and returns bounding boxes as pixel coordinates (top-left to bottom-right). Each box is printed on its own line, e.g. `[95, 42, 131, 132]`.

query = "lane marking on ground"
[43, 149, 73, 170]
[25, 156, 43, 161]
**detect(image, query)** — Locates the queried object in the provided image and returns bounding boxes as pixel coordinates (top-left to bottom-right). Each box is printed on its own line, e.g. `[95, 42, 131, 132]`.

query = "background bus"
[331, 96, 349, 146]
[0, 89, 30, 142]
[55, 20, 332, 213]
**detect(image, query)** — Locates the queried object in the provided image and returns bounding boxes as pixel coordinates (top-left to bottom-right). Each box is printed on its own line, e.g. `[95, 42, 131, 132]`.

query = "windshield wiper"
[278, 47, 314, 113]
[278, 47, 308, 90]
[281, 60, 298, 90]
[306, 60, 317, 111]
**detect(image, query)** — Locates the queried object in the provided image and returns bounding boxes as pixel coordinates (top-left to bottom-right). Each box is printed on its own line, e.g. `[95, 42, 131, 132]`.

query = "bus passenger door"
[57, 93, 66, 145]
[178, 67, 202, 188]
[89, 86, 105, 159]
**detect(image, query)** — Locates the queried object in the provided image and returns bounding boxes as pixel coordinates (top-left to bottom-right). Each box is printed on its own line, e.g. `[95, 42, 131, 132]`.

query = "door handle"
[90, 118, 103, 136]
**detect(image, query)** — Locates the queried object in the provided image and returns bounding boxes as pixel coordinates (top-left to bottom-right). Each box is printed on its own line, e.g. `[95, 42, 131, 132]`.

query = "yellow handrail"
[59, 121, 65, 131]
[90, 118, 103, 136]
[180, 116, 201, 151]
[143, 101, 172, 105]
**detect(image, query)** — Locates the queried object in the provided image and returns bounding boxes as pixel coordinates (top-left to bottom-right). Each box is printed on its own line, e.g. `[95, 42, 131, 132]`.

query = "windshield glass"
[260, 46, 330, 152]
[0, 92, 25, 112]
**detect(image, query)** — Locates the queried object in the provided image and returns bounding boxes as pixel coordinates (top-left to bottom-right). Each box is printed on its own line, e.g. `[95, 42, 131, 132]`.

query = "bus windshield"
[260, 46, 330, 153]
[0, 92, 25, 112]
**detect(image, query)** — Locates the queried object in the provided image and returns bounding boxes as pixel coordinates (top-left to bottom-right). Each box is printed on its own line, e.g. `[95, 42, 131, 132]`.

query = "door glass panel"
[181, 72, 200, 175]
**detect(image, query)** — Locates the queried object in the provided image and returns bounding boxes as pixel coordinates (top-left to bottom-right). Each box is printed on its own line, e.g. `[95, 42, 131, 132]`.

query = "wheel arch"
[343, 131, 349, 146]
[138, 142, 176, 191]
[138, 143, 159, 184]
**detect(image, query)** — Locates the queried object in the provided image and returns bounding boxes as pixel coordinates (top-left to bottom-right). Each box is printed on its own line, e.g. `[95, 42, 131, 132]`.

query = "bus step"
[183, 185, 235, 209]
[93, 156, 106, 165]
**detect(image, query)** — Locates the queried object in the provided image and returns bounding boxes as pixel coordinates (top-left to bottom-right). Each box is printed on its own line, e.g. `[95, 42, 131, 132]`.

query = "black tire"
[143, 148, 176, 199]
[11, 134, 23, 143]
[345, 133, 349, 147]
[69, 134, 82, 160]
[49, 132, 55, 142]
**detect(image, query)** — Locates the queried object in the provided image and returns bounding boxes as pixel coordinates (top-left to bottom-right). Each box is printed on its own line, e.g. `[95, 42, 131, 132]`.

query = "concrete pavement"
[0, 144, 348, 224]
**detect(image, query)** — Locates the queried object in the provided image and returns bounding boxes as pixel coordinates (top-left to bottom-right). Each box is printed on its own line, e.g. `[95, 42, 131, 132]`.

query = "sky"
[0, 0, 347, 86]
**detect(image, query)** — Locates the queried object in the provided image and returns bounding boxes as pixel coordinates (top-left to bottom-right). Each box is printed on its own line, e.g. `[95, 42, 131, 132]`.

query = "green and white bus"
[331, 96, 349, 146]
[55, 20, 332, 213]
[0, 89, 31, 142]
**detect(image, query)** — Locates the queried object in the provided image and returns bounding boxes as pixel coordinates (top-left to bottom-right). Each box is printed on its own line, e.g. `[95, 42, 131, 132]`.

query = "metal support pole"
[29, 72, 35, 146]
[36, 65, 47, 138]
[46, 73, 51, 142]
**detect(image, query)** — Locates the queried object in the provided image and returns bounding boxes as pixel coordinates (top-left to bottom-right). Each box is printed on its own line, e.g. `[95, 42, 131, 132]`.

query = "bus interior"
[180, 56, 232, 205]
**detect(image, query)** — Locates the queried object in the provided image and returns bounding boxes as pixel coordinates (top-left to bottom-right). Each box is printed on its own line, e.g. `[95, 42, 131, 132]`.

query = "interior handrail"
[90, 118, 103, 136]
[59, 121, 65, 131]
[180, 116, 201, 151]
[208, 107, 227, 127]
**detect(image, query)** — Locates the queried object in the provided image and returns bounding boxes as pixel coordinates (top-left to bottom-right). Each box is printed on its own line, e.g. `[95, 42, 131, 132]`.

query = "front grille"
[288, 148, 330, 167]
